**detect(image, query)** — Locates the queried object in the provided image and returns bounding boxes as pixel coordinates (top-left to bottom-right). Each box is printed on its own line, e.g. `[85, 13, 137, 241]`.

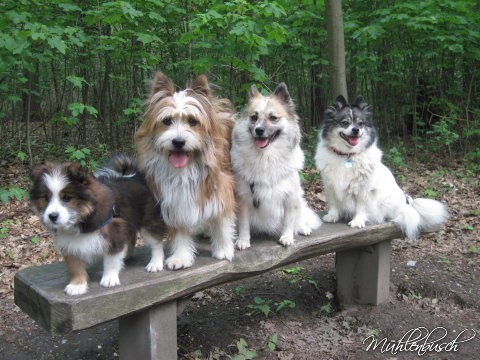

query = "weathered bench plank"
[14, 221, 402, 334]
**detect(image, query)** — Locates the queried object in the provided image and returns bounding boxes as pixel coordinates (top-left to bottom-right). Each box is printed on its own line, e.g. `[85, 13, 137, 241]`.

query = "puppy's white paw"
[100, 273, 121, 288]
[65, 283, 88, 296]
[165, 252, 195, 270]
[323, 213, 339, 223]
[235, 237, 251, 250]
[278, 233, 295, 247]
[297, 224, 313, 236]
[145, 260, 164, 273]
[212, 242, 235, 261]
[349, 216, 367, 228]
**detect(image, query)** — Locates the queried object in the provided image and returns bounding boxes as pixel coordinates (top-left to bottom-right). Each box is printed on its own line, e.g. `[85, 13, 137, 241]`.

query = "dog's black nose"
[49, 212, 59, 222]
[351, 128, 360, 136]
[172, 137, 186, 149]
[255, 126, 265, 136]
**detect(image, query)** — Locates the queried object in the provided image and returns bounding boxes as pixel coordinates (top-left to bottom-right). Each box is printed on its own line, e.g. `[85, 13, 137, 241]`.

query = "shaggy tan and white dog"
[135, 72, 236, 270]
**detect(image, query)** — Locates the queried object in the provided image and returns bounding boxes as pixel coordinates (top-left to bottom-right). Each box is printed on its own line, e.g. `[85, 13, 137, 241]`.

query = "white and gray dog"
[315, 95, 448, 240]
[231, 83, 321, 249]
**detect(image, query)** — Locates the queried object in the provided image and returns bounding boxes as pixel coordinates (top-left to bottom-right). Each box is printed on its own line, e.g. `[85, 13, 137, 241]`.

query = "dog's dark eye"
[269, 115, 279, 122]
[162, 117, 173, 126]
[62, 194, 72, 202]
[341, 120, 350, 127]
[188, 117, 198, 127]
[250, 114, 258, 122]
[357, 121, 364, 127]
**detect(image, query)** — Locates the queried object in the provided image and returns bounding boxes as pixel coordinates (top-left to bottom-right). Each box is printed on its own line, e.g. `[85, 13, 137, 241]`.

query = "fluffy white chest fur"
[232, 139, 305, 233]
[55, 229, 108, 263]
[315, 142, 405, 220]
[315, 140, 447, 239]
[149, 157, 221, 229]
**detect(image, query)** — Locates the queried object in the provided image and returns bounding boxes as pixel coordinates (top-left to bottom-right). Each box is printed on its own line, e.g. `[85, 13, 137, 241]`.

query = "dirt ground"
[0, 158, 479, 359]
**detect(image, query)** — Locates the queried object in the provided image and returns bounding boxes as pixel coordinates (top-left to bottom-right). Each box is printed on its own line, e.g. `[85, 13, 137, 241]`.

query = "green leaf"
[31, 236, 40, 245]
[58, 3, 82, 12]
[47, 36, 67, 54]
[66, 76, 87, 89]
[17, 151, 27, 161]
[468, 246, 480, 254]
[267, 333, 278, 351]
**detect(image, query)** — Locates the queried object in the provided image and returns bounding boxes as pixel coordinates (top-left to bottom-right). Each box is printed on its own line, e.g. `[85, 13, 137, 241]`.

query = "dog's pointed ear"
[66, 163, 90, 185]
[248, 84, 261, 99]
[353, 96, 368, 110]
[274, 82, 293, 106]
[191, 74, 211, 97]
[30, 162, 53, 181]
[334, 95, 348, 110]
[151, 72, 175, 96]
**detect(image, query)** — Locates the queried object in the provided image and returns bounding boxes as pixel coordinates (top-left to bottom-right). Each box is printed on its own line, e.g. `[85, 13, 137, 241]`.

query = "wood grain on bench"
[14, 221, 402, 334]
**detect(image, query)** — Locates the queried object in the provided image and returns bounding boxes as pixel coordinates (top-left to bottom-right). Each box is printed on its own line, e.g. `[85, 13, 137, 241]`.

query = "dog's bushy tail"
[95, 153, 138, 180]
[394, 198, 448, 240]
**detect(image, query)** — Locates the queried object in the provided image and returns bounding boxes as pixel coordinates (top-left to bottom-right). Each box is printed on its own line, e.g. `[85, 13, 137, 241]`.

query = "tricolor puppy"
[135, 72, 236, 270]
[30, 154, 166, 296]
[315, 95, 448, 239]
[231, 83, 321, 248]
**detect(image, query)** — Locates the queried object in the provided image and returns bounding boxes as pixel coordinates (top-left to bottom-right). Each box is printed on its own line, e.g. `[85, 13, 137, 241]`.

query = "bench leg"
[119, 301, 177, 360]
[335, 240, 391, 307]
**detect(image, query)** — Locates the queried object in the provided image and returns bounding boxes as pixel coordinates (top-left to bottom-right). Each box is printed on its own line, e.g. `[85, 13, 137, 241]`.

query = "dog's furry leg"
[323, 185, 341, 223]
[235, 199, 251, 250]
[211, 215, 235, 261]
[296, 199, 322, 235]
[64, 255, 89, 296]
[165, 230, 196, 270]
[142, 228, 165, 272]
[279, 196, 298, 246]
[100, 246, 127, 287]
[348, 198, 368, 228]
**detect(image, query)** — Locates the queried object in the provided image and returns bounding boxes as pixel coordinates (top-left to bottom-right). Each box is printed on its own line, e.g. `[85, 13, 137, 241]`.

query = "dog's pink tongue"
[255, 138, 270, 148]
[169, 152, 189, 168]
[348, 136, 359, 146]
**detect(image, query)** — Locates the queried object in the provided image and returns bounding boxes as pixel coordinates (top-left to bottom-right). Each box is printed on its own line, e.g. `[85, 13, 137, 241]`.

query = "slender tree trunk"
[26, 73, 33, 167]
[325, 0, 348, 101]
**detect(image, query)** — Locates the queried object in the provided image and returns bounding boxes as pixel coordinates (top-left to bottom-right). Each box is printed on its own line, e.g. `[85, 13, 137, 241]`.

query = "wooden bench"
[14, 221, 402, 360]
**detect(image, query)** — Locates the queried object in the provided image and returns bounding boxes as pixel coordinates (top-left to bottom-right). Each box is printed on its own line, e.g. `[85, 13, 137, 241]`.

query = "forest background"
[0, 0, 479, 182]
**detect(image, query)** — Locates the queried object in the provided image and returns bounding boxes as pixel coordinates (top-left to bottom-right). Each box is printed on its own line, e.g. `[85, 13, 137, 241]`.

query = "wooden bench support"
[119, 301, 177, 360]
[336, 240, 391, 307]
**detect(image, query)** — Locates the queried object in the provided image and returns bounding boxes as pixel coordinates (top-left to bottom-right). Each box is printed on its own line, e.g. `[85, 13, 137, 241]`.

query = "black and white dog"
[315, 95, 447, 240]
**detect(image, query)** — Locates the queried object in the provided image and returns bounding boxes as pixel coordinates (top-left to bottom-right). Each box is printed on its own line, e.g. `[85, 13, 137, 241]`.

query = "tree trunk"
[325, 0, 348, 101]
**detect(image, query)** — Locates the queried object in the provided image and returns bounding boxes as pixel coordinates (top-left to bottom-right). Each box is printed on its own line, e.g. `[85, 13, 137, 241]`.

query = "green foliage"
[467, 245, 480, 254]
[314, 302, 334, 317]
[0, 187, 29, 204]
[275, 299, 296, 312]
[246, 297, 272, 318]
[233, 284, 246, 298]
[423, 189, 438, 199]
[0, 226, 9, 239]
[233, 338, 257, 360]
[0, 0, 479, 161]
[246, 296, 296, 318]
[30, 236, 41, 245]
[407, 290, 421, 301]
[266, 333, 278, 352]
[384, 145, 407, 169]
[281, 266, 319, 290]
